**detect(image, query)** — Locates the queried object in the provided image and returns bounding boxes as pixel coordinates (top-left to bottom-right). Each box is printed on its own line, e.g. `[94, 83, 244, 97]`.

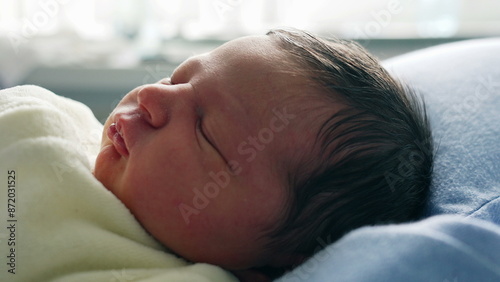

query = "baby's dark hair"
[265, 29, 434, 258]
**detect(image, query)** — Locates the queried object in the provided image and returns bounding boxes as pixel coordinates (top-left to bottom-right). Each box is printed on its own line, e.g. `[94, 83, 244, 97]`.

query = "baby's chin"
[93, 143, 125, 194]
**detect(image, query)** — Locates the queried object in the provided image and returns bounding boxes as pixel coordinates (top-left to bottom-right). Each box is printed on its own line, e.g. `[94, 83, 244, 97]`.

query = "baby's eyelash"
[196, 116, 212, 148]
[195, 118, 202, 145]
[197, 118, 210, 145]
[197, 117, 227, 164]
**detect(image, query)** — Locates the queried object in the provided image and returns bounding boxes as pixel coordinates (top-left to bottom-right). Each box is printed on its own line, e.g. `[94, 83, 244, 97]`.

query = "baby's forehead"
[210, 35, 291, 71]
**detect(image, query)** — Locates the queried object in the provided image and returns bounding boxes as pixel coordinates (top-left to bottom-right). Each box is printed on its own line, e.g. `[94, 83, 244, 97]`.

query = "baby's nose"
[136, 83, 193, 128]
[137, 84, 171, 128]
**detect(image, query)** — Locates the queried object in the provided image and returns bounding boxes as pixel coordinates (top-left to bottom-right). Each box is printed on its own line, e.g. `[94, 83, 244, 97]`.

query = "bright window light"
[1, 0, 499, 40]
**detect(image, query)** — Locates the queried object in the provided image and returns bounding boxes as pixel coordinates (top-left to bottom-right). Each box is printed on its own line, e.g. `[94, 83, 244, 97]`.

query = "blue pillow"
[383, 38, 500, 223]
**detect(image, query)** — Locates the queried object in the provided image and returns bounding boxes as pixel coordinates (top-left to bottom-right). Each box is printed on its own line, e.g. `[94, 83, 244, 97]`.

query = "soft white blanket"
[0, 85, 236, 282]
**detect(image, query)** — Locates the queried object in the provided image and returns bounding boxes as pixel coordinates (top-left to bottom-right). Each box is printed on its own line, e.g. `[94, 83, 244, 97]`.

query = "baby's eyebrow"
[170, 56, 205, 84]
[157, 77, 172, 85]
[168, 65, 184, 85]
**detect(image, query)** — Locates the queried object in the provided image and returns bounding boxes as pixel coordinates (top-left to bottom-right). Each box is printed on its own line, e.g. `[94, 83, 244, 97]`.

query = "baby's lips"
[107, 122, 129, 157]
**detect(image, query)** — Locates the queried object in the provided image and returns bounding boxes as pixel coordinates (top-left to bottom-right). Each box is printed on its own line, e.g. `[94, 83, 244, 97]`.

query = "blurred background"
[0, 0, 499, 122]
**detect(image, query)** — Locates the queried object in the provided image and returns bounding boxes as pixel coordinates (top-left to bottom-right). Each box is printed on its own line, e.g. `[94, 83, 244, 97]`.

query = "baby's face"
[94, 35, 311, 269]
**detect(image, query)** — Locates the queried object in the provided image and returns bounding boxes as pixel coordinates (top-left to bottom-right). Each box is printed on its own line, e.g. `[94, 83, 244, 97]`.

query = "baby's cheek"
[123, 174, 177, 219]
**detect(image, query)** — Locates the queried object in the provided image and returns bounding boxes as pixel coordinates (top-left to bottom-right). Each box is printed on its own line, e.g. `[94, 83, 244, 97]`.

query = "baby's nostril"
[138, 104, 155, 126]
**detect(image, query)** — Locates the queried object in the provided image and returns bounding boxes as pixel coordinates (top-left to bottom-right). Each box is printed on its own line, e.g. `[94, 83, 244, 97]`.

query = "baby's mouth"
[107, 122, 129, 157]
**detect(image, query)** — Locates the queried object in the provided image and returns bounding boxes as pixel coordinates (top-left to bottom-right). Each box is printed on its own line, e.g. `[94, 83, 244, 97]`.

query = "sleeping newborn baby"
[0, 28, 433, 281]
[94, 34, 302, 270]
